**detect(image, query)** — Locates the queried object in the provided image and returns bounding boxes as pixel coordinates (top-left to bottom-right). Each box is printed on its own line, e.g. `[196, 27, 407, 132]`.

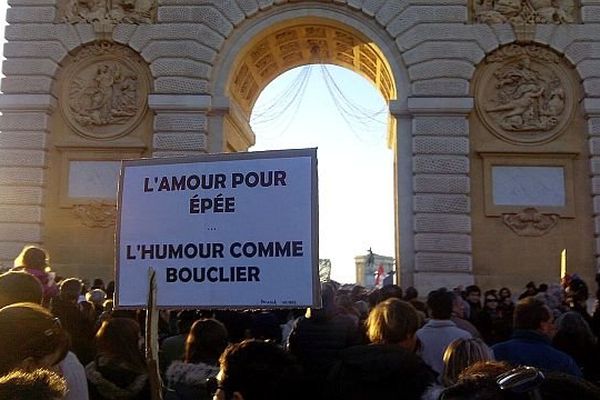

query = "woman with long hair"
[85, 317, 150, 400]
[442, 337, 495, 387]
[0, 302, 70, 375]
[165, 318, 228, 400]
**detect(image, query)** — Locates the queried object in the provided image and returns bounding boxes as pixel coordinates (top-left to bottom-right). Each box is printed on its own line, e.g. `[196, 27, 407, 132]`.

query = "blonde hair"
[366, 298, 420, 344]
[442, 338, 494, 386]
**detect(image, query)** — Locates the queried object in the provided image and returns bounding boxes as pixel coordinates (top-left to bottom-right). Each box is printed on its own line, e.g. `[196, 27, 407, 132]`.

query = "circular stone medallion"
[475, 48, 573, 145]
[61, 48, 149, 140]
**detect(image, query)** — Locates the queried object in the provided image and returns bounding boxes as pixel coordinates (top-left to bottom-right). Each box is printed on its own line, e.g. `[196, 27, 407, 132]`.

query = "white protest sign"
[115, 149, 319, 308]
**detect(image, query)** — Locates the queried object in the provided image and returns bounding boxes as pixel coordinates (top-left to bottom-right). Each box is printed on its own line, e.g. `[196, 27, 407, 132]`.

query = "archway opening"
[225, 20, 398, 284]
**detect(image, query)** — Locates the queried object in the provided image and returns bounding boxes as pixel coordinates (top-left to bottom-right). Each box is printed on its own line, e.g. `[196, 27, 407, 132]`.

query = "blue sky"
[250, 65, 394, 283]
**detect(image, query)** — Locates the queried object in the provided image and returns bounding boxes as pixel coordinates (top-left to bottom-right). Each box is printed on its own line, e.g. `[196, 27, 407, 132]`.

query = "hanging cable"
[250, 63, 388, 144]
[318, 64, 387, 143]
[320, 64, 387, 124]
[250, 66, 313, 139]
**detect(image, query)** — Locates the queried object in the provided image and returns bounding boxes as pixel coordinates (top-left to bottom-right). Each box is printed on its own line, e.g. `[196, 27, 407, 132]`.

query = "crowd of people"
[1, 245, 600, 399]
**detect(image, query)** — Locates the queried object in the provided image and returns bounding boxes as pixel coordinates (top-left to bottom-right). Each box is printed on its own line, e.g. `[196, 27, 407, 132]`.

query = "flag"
[374, 264, 385, 288]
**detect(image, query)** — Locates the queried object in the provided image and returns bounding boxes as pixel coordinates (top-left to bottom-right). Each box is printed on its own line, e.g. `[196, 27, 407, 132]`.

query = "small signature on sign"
[260, 299, 297, 305]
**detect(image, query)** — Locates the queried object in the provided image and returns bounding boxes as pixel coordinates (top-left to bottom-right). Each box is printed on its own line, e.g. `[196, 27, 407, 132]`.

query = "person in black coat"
[86, 318, 151, 400]
[288, 283, 361, 399]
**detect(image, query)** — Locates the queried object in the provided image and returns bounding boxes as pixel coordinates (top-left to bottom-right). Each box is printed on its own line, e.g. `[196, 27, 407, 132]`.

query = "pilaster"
[584, 98, 600, 271]
[0, 95, 56, 267]
[405, 96, 474, 292]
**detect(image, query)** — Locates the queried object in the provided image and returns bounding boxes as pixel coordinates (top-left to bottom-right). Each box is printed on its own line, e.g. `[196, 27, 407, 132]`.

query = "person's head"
[465, 285, 481, 305]
[249, 311, 282, 343]
[92, 278, 105, 290]
[215, 339, 302, 400]
[185, 318, 228, 365]
[458, 361, 513, 382]
[175, 310, 198, 335]
[483, 290, 499, 311]
[441, 362, 525, 400]
[336, 293, 355, 311]
[0, 303, 69, 375]
[315, 282, 337, 317]
[525, 281, 537, 295]
[350, 285, 367, 302]
[428, 288, 455, 320]
[498, 288, 511, 300]
[513, 297, 554, 337]
[58, 278, 82, 304]
[0, 271, 43, 308]
[442, 338, 495, 386]
[85, 289, 106, 306]
[565, 278, 589, 305]
[404, 286, 419, 301]
[379, 284, 403, 301]
[553, 311, 596, 347]
[366, 298, 420, 350]
[95, 317, 145, 371]
[0, 368, 67, 400]
[14, 246, 48, 271]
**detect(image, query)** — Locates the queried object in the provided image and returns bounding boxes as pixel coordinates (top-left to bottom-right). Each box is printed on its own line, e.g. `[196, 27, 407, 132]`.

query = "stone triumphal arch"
[1, 0, 600, 293]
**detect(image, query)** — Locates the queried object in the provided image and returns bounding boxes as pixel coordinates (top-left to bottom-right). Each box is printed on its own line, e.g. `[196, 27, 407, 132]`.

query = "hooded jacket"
[164, 360, 219, 400]
[86, 356, 150, 400]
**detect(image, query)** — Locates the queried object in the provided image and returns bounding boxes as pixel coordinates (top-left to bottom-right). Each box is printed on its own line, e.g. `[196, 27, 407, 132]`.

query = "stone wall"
[1, 0, 600, 290]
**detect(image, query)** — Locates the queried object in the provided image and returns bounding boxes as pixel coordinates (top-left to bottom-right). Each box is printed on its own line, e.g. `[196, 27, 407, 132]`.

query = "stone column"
[585, 98, 600, 272]
[406, 97, 475, 292]
[208, 96, 255, 153]
[390, 100, 415, 288]
[0, 95, 55, 266]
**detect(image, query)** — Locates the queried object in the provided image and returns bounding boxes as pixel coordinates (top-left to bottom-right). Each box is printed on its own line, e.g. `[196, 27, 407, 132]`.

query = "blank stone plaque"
[492, 166, 565, 207]
[68, 161, 121, 199]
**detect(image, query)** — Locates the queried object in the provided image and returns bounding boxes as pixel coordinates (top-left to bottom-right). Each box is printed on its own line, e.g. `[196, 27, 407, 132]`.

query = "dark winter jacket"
[492, 330, 582, 377]
[86, 356, 150, 400]
[326, 344, 437, 400]
[288, 310, 361, 399]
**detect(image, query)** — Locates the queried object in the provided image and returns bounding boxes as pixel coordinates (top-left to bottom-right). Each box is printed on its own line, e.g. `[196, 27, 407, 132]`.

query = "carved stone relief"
[73, 202, 117, 228]
[475, 44, 573, 145]
[60, 42, 149, 140]
[58, 0, 157, 24]
[502, 207, 559, 236]
[472, 0, 577, 24]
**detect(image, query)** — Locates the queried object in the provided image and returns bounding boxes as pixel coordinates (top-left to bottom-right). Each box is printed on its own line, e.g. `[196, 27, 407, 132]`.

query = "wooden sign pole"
[146, 268, 163, 400]
[560, 248, 567, 281]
